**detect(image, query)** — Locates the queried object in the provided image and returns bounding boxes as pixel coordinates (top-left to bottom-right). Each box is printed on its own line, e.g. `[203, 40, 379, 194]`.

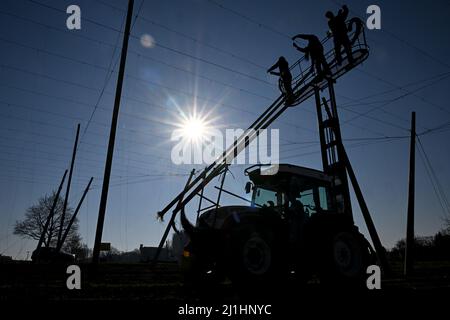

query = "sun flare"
[169, 101, 221, 147]
[181, 116, 207, 142]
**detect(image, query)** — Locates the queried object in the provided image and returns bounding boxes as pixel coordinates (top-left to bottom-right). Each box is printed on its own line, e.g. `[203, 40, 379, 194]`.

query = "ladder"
[313, 80, 390, 273]
[315, 82, 353, 220]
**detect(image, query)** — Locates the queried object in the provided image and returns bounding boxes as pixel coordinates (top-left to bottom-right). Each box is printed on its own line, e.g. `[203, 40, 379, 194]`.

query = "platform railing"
[280, 18, 369, 105]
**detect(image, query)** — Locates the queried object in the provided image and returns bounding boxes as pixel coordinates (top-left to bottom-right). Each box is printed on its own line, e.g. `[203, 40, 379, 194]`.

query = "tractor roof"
[246, 164, 332, 187]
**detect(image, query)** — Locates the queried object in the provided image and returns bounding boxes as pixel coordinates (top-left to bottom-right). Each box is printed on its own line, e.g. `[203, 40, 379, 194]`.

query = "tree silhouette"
[14, 191, 82, 253]
[445, 218, 450, 235]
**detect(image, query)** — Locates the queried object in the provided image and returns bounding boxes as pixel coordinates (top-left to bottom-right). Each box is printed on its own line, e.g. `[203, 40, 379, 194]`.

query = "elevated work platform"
[283, 20, 369, 106]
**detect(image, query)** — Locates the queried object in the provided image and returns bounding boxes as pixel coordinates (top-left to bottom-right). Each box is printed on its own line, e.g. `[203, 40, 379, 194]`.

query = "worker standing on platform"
[325, 4, 354, 65]
[267, 56, 294, 104]
[292, 34, 331, 78]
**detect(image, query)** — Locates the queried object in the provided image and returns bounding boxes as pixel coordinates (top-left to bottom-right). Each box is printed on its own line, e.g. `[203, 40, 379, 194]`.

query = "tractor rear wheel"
[320, 231, 371, 288]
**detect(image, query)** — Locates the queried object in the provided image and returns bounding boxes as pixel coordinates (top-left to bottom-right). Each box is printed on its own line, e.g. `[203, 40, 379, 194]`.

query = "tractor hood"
[180, 205, 259, 236]
[198, 205, 258, 229]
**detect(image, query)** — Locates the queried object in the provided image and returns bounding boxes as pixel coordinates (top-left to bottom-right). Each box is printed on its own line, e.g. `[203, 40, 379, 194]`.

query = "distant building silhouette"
[139, 244, 175, 262]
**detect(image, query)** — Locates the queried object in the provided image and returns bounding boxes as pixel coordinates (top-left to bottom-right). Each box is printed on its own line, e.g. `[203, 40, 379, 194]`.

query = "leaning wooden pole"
[339, 145, 390, 274]
[57, 177, 93, 252]
[92, 0, 134, 264]
[404, 112, 416, 277]
[35, 170, 68, 252]
[57, 123, 80, 247]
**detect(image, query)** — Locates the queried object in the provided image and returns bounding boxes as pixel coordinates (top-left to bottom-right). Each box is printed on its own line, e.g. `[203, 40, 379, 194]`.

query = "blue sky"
[1, 0, 449, 259]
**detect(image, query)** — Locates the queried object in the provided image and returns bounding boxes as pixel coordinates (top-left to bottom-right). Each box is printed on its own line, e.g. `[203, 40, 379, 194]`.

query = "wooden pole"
[57, 177, 93, 252]
[92, 0, 134, 264]
[339, 145, 390, 274]
[35, 170, 68, 253]
[57, 124, 80, 247]
[404, 112, 416, 276]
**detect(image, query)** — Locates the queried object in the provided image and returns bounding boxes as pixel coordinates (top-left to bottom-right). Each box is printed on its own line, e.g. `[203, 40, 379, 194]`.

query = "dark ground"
[0, 260, 449, 316]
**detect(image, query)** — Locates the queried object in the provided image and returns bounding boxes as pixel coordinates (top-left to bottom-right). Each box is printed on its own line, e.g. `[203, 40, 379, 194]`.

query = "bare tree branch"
[14, 191, 82, 252]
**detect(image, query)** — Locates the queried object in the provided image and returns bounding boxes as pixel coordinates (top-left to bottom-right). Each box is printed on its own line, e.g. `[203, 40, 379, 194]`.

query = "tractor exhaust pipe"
[180, 206, 195, 236]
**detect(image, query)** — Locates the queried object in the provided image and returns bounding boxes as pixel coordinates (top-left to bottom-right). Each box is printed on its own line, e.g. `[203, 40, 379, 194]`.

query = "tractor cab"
[245, 164, 337, 219]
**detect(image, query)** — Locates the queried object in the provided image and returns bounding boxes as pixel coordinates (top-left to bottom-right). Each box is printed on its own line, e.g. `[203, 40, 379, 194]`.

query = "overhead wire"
[416, 136, 450, 216]
[0, 1, 408, 139]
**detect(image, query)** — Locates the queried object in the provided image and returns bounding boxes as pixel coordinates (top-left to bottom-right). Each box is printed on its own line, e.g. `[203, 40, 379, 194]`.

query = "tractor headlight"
[183, 249, 191, 258]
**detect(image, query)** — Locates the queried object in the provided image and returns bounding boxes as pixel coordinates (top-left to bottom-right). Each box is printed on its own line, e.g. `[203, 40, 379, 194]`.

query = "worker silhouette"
[292, 34, 331, 78]
[267, 56, 294, 104]
[325, 4, 354, 65]
[285, 189, 306, 245]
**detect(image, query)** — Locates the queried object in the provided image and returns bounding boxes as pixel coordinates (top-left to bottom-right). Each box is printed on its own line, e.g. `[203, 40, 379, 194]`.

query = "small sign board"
[99, 242, 111, 251]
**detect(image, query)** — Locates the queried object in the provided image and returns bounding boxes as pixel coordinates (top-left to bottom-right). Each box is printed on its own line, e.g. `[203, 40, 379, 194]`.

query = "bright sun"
[170, 103, 218, 146]
[181, 116, 207, 142]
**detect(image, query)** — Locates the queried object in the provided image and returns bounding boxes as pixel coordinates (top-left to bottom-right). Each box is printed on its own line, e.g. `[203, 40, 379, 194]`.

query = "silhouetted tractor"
[180, 164, 375, 287]
[156, 25, 386, 287]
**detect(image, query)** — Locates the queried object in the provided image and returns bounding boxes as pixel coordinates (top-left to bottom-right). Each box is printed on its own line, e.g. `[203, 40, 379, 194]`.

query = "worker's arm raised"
[292, 34, 313, 41]
[267, 62, 280, 75]
[293, 42, 307, 53]
[292, 34, 310, 53]
[340, 5, 349, 20]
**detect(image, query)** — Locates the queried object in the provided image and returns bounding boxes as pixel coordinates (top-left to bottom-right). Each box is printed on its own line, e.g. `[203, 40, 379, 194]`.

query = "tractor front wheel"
[226, 224, 282, 287]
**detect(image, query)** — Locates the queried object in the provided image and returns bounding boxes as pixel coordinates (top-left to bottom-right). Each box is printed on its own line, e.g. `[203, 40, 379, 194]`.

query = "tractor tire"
[226, 224, 281, 288]
[320, 231, 371, 288]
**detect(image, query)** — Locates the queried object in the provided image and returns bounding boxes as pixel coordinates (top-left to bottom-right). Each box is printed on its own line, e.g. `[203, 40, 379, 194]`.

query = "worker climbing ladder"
[154, 19, 389, 272]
